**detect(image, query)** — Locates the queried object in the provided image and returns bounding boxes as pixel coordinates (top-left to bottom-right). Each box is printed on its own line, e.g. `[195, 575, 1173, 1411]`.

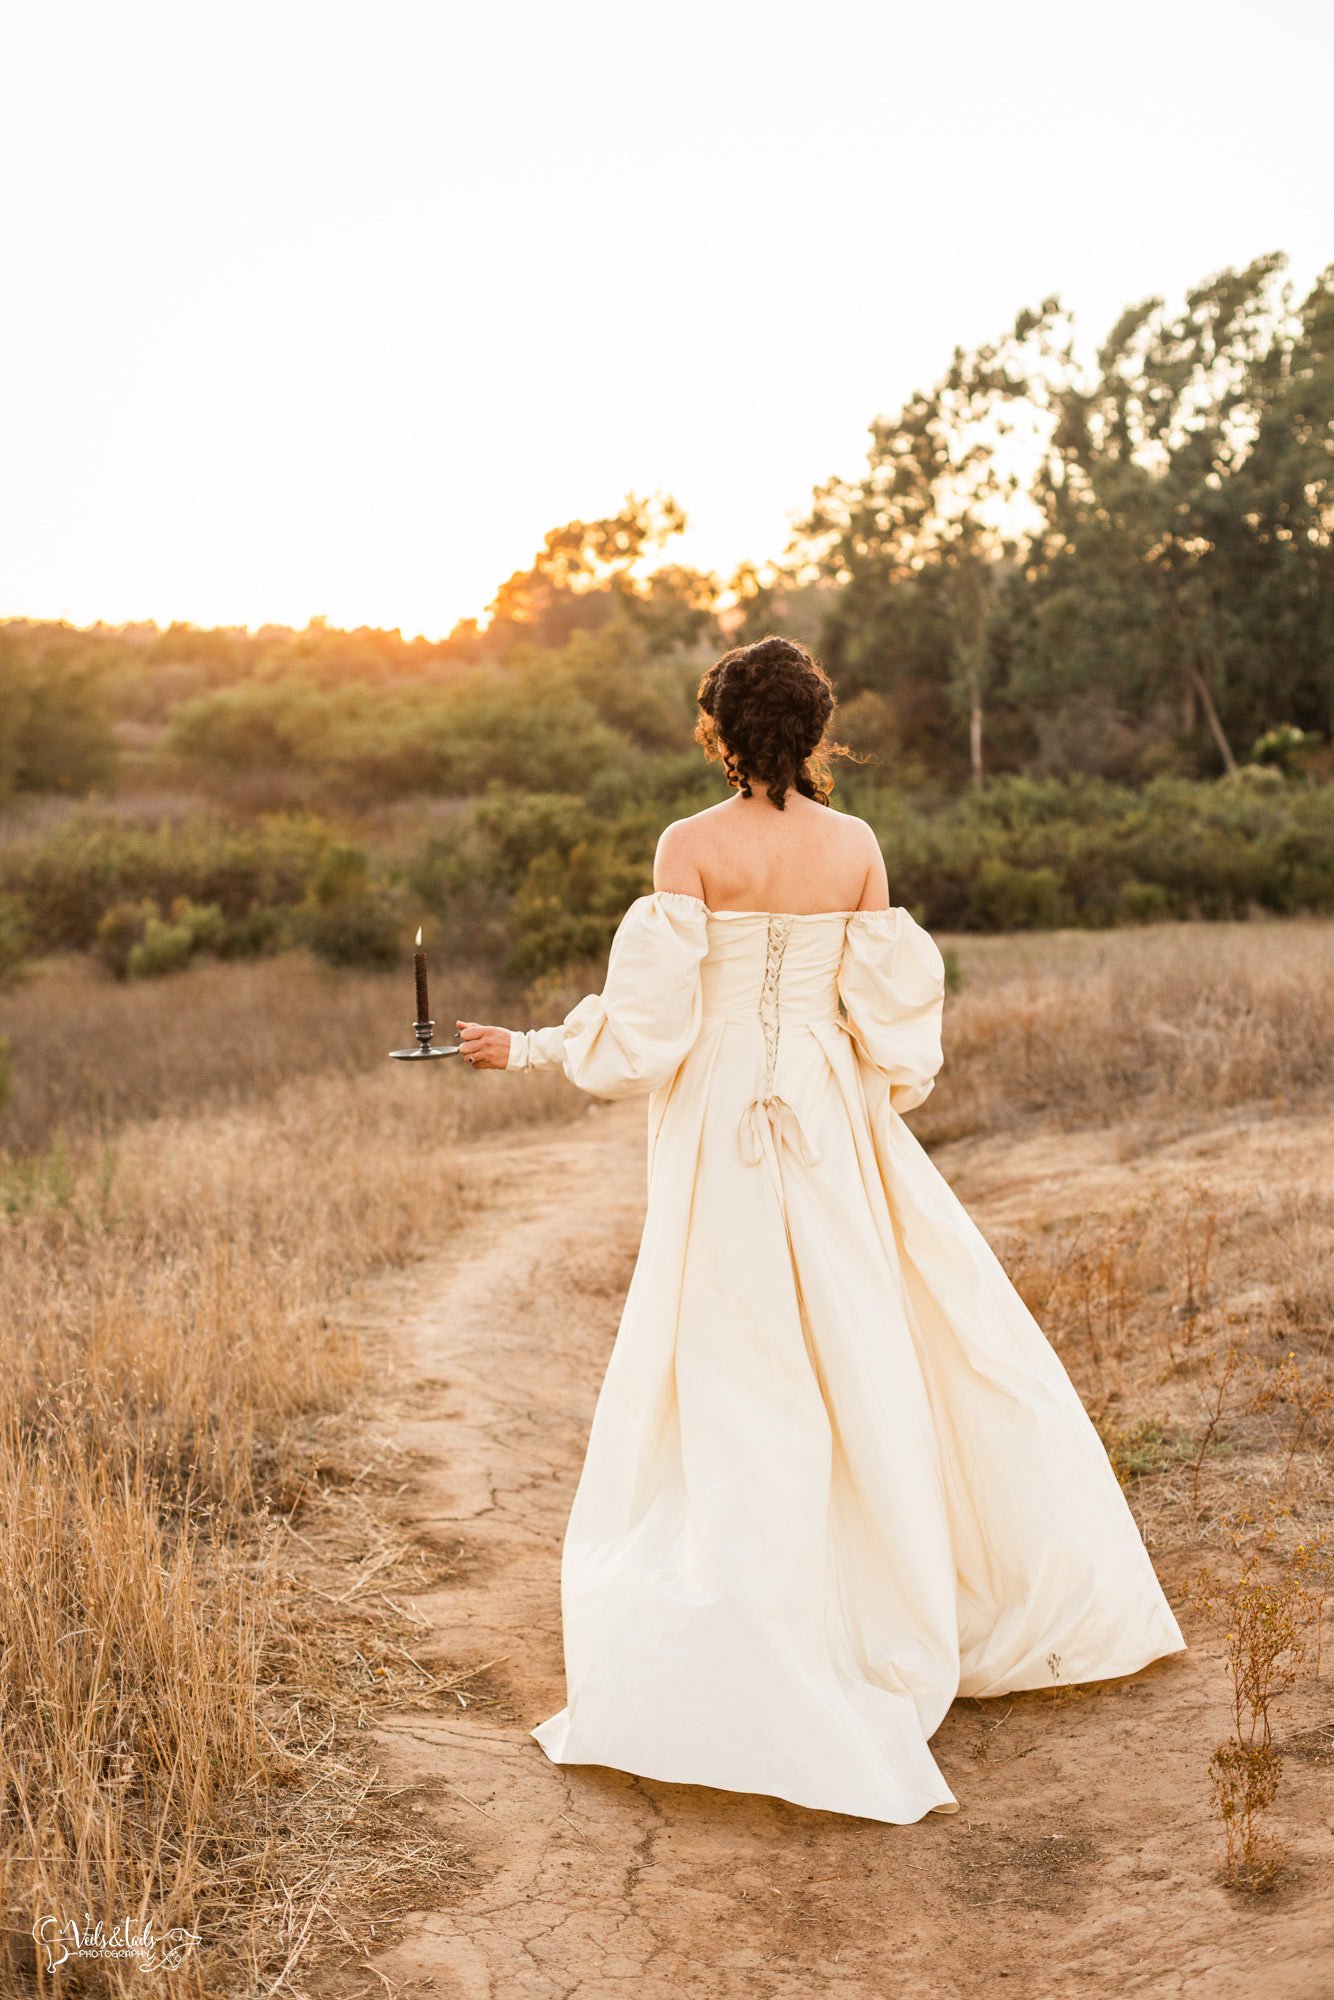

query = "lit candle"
[414, 924, 430, 1025]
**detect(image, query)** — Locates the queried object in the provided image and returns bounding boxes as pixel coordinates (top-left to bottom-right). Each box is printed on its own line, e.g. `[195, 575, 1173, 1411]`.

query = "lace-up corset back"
[697, 911, 851, 1175]
[696, 910, 847, 1033]
[758, 915, 792, 1100]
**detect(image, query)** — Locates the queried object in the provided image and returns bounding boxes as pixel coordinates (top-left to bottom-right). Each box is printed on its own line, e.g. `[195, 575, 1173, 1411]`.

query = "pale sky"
[1, 0, 1330, 640]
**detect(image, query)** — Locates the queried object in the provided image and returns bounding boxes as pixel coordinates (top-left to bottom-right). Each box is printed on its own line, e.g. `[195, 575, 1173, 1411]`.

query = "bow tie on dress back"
[739, 1093, 822, 1168]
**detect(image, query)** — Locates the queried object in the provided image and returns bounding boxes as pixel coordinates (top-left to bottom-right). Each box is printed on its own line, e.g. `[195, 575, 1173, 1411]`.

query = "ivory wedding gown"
[504, 891, 1186, 1824]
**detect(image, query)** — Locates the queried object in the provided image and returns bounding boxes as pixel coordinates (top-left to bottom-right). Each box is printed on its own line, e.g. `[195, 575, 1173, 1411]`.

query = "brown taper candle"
[414, 924, 430, 1023]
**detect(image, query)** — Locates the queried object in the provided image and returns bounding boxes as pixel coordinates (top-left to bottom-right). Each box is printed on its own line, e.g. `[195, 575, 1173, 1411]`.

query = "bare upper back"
[653, 795, 888, 914]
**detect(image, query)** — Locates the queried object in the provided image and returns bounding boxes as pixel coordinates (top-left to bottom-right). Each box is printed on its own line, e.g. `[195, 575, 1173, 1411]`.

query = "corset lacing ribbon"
[738, 915, 822, 1171]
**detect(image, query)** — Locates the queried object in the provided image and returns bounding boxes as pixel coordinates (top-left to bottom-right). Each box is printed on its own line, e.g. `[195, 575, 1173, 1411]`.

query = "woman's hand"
[455, 1021, 512, 1071]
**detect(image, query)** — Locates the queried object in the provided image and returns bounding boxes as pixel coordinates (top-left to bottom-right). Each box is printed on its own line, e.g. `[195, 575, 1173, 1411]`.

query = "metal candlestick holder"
[389, 1018, 461, 1061]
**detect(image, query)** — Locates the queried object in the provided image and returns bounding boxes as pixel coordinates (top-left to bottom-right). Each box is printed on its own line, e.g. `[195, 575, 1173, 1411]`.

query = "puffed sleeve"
[837, 907, 946, 1114]
[504, 891, 709, 1099]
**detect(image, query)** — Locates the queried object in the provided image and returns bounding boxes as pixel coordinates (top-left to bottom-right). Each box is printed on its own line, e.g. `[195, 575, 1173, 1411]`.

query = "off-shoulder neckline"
[650, 890, 896, 921]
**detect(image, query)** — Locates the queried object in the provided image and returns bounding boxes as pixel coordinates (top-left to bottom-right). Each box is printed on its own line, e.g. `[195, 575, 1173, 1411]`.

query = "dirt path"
[314, 1099, 1332, 2000]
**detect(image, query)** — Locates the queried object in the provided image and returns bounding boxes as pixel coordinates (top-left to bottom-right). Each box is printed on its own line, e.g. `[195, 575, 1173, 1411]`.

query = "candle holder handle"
[389, 1017, 461, 1061]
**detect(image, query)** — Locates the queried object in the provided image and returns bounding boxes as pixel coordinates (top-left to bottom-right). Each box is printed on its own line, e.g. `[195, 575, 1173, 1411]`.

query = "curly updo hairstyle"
[694, 634, 849, 811]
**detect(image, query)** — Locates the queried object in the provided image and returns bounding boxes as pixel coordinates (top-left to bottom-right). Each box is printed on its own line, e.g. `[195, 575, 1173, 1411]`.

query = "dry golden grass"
[0, 950, 527, 1155]
[0, 989, 576, 1994]
[2, 915, 1333, 1987]
[921, 916, 1334, 1145]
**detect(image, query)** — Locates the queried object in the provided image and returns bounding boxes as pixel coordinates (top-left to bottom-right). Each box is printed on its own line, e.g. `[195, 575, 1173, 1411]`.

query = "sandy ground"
[310, 1098, 1334, 2000]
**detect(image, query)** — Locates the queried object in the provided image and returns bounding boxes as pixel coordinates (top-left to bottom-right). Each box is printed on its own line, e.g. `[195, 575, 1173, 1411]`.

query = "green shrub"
[505, 838, 653, 980]
[400, 770, 1334, 977]
[6, 760, 1334, 991]
[168, 659, 630, 800]
[0, 634, 117, 799]
[968, 859, 1074, 931]
[852, 773, 1334, 934]
[308, 843, 374, 905]
[1113, 879, 1171, 924]
[128, 914, 198, 980]
[169, 895, 224, 950]
[95, 899, 160, 980]
[0, 895, 30, 981]
[97, 896, 224, 980]
[298, 895, 402, 969]
[216, 903, 287, 959]
[408, 787, 662, 977]
[290, 840, 402, 968]
[2, 811, 335, 954]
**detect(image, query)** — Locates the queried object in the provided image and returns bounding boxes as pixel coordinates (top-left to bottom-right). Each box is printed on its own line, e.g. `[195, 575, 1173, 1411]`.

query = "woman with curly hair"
[455, 633, 1185, 1824]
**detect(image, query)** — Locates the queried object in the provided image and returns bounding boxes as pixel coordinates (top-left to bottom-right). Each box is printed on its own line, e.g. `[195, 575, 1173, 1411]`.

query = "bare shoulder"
[829, 807, 881, 849]
[824, 800, 888, 856]
[652, 813, 710, 896]
[834, 809, 889, 909]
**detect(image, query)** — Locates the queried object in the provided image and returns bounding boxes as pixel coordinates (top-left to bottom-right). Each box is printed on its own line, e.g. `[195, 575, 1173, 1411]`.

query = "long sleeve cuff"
[505, 1025, 568, 1073]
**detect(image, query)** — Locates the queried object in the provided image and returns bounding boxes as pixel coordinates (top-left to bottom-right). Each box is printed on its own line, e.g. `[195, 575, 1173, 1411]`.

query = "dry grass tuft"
[0, 1049, 575, 1994]
[1189, 1513, 1334, 1892]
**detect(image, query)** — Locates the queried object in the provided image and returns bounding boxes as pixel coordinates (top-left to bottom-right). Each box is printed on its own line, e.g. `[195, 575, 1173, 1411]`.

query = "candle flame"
[415, 925, 422, 947]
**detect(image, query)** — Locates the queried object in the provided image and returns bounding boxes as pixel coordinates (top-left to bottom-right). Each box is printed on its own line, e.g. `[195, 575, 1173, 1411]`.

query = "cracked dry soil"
[310, 1099, 1333, 2000]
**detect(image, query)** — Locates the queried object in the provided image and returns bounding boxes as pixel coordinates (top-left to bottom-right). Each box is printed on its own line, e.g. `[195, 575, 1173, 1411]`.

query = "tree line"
[0, 249, 1330, 813]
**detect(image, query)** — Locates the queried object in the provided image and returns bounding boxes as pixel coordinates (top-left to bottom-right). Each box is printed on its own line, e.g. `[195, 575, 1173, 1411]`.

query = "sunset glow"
[1, 0, 1330, 640]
